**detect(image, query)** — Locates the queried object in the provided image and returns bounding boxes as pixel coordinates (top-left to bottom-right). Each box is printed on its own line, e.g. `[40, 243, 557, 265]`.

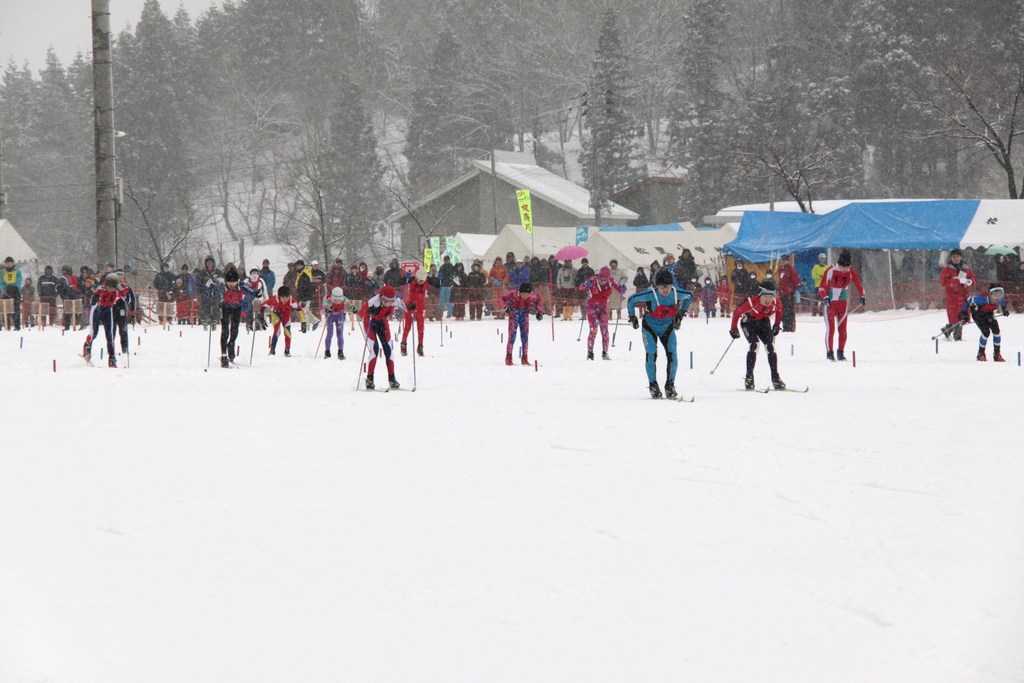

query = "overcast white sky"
[1, 0, 218, 70]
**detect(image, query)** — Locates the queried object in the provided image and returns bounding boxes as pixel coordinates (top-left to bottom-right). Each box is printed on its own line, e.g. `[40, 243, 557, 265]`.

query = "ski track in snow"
[2, 310, 1024, 682]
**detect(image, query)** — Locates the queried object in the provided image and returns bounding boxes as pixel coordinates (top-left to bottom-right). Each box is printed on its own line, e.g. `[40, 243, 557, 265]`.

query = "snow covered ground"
[2, 308, 1023, 682]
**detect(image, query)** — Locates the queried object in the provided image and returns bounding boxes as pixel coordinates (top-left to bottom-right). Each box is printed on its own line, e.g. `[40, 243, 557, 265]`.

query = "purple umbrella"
[554, 245, 588, 261]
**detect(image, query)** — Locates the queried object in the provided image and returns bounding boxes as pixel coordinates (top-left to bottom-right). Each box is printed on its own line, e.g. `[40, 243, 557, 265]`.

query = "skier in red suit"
[730, 279, 785, 390]
[401, 270, 428, 357]
[818, 250, 865, 361]
[939, 248, 975, 341]
[360, 284, 406, 390]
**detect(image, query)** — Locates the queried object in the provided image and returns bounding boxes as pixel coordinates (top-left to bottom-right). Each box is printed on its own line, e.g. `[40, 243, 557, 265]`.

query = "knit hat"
[380, 284, 397, 299]
[654, 269, 674, 286]
[838, 251, 852, 267]
[224, 269, 240, 283]
[331, 287, 344, 299]
[597, 266, 611, 279]
[758, 280, 776, 295]
[104, 273, 120, 287]
[519, 282, 532, 293]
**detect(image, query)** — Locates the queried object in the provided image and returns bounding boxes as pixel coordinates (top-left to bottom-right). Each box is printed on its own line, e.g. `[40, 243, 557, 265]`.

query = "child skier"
[579, 266, 627, 360]
[260, 286, 300, 356]
[401, 269, 429, 357]
[83, 273, 121, 367]
[818, 250, 865, 361]
[322, 286, 354, 360]
[242, 268, 269, 331]
[626, 269, 692, 399]
[219, 269, 245, 367]
[361, 284, 407, 389]
[730, 279, 785, 390]
[499, 282, 544, 366]
[959, 284, 1010, 362]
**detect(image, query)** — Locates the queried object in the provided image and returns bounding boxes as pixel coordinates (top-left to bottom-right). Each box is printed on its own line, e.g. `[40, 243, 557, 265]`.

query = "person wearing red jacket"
[777, 254, 801, 332]
[730, 279, 785, 390]
[83, 273, 121, 367]
[360, 284, 407, 389]
[818, 251, 865, 361]
[260, 286, 300, 356]
[401, 269, 428, 357]
[579, 266, 627, 360]
[939, 248, 975, 341]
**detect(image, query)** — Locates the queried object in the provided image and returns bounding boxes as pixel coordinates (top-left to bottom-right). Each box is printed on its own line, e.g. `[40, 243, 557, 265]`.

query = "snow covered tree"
[581, 9, 642, 222]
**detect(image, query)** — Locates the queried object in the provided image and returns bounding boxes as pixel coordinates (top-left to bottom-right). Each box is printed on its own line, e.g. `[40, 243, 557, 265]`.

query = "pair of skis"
[740, 385, 810, 394]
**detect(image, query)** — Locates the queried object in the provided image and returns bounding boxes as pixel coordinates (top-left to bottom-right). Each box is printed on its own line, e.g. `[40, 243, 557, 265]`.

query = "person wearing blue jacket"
[960, 284, 1010, 362]
[508, 258, 531, 289]
[259, 259, 276, 294]
[627, 268, 693, 399]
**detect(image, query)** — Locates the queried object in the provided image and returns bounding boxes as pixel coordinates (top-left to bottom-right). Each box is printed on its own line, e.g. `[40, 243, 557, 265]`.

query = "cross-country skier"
[730, 279, 786, 390]
[360, 284, 406, 389]
[940, 248, 976, 341]
[960, 284, 1010, 362]
[818, 250, 865, 361]
[242, 268, 269, 331]
[626, 268, 692, 399]
[322, 286, 354, 360]
[401, 269, 428, 357]
[499, 282, 544, 366]
[261, 286, 300, 356]
[218, 268, 245, 367]
[113, 271, 137, 353]
[83, 273, 121, 367]
[579, 266, 627, 360]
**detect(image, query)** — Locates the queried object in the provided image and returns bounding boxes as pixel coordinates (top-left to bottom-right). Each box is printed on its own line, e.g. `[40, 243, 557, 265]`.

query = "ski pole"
[355, 320, 371, 390]
[576, 306, 586, 342]
[411, 313, 418, 391]
[709, 337, 736, 375]
[206, 321, 213, 368]
[931, 319, 968, 341]
[249, 320, 258, 364]
[611, 310, 621, 347]
[313, 316, 327, 358]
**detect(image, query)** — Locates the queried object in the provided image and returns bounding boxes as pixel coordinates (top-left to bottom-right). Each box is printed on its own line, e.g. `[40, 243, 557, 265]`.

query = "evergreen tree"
[581, 9, 641, 221]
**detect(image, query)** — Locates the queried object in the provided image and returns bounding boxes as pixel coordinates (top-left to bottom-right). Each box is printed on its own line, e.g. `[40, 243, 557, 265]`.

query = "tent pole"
[888, 250, 896, 310]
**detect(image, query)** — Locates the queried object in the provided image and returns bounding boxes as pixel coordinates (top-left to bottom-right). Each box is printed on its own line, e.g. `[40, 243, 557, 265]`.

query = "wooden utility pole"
[0, 101, 6, 220]
[93, 0, 118, 265]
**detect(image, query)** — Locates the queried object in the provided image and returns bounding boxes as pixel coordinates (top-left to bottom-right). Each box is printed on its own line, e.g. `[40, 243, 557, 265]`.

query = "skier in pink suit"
[579, 266, 627, 360]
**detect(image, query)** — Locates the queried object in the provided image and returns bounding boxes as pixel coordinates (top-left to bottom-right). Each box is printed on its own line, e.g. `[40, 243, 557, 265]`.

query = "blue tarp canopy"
[724, 200, 985, 262]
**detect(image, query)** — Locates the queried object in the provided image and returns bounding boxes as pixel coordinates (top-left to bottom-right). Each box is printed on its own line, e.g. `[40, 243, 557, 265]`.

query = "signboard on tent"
[423, 246, 433, 270]
[444, 236, 463, 264]
[575, 226, 589, 246]
[516, 189, 533, 234]
[430, 236, 441, 263]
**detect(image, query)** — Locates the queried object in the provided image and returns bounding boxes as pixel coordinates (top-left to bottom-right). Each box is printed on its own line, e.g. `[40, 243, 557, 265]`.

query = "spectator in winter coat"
[489, 257, 509, 319]
[326, 260, 346, 293]
[674, 249, 698, 287]
[1, 256, 23, 330]
[451, 262, 468, 319]
[310, 260, 327, 320]
[810, 253, 829, 316]
[259, 259, 276, 294]
[717, 275, 732, 317]
[20, 277, 35, 327]
[556, 259, 577, 319]
[438, 256, 456, 318]
[607, 259, 626, 319]
[508, 258, 531, 289]
[633, 266, 650, 290]
[37, 265, 59, 325]
[293, 260, 317, 332]
[197, 255, 223, 329]
[283, 262, 298, 296]
[939, 248, 976, 340]
[57, 265, 82, 330]
[700, 276, 718, 318]
[466, 261, 489, 320]
[425, 264, 442, 321]
[344, 264, 365, 312]
[777, 255, 801, 332]
[383, 259, 405, 290]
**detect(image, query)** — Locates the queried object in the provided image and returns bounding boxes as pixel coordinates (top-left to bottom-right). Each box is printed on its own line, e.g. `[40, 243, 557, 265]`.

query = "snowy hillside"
[2, 309, 1023, 682]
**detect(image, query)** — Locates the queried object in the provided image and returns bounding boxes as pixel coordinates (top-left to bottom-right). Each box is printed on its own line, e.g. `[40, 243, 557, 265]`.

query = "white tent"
[0, 220, 39, 264]
[452, 232, 498, 265]
[481, 225, 579, 264]
[584, 224, 736, 275]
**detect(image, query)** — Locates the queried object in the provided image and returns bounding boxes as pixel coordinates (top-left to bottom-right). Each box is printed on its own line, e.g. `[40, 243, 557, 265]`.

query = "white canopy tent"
[480, 225, 579, 264]
[452, 232, 498, 265]
[0, 220, 39, 265]
[584, 224, 736, 276]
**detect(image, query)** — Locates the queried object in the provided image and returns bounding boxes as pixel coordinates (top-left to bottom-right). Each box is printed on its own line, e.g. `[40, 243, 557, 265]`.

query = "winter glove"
[729, 328, 741, 339]
[958, 310, 969, 323]
[535, 311, 543, 321]
[409, 303, 416, 311]
[492, 278, 500, 286]
[859, 296, 866, 306]
[1001, 307, 1009, 317]
[672, 313, 683, 330]
[504, 306, 511, 314]
[772, 323, 781, 337]
[629, 315, 639, 330]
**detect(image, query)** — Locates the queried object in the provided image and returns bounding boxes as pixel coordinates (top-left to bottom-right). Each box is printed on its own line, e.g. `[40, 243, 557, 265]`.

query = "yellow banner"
[516, 189, 533, 234]
[423, 246, 433, 271]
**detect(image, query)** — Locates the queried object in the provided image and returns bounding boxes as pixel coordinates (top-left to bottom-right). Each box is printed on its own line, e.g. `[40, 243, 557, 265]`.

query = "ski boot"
[744, 375, 755, 391]
[312, 320, 320, 331]
[505, 353, 514, 366]
[836, 349, 846, 361]
[324, 350, 332, 359]
[953, 327, 963, 341]
[121, 344, 129, 354]
[283, 349, 291, 357]
[649, 381, 662, 399]
[365, 376, 375, 390]
[977, 348, 987, 362]
[82, 341, 91, 362]
[301, 322, 308, 334]
[521, 354, 530, 366]
[108, 355, 117, 368]
[602, 351, 610, 360]
[587, 350, 594, 360]
[994, 347, 1005, 362]
[388, 375, 400, 390]
[400, 341, 408, 356]
[771, 375, 786, 390]
[221, 355, 230, 368]
[337, 350, 345, 360]
[664, 381, 678, 399]
[826, 350, 835, 361]
[417, 344, 424, 357]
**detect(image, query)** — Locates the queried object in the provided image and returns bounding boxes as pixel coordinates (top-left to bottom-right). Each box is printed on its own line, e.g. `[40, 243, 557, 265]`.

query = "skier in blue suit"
[627, 268, 693, 399]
